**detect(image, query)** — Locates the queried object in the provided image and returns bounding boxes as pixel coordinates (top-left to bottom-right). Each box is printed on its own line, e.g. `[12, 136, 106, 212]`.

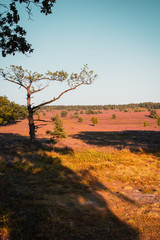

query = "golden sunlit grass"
[0, 138, 159, 240]
[48, 148, 160, 194]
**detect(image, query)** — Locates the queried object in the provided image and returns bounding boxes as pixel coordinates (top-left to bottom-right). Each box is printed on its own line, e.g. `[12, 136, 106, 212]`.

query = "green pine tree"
[53, 116, 67, 138]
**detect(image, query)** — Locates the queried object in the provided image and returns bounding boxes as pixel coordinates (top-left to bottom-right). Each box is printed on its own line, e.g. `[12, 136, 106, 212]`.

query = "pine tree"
[53, 116, 67, 138]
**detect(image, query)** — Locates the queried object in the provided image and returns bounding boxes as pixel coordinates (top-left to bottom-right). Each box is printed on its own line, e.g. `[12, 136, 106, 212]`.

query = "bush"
[144, 121, 147, 127]
[157, 117, 160, 126]
[149, 110, 158, 119]
[112, 113, 116, 119]
[85, 109, 102, 114]
[43, 112, 46, 116]
[91, 117, 98, 125]
[78, 117, 83, 123]
[73, 112, 79, 118]
[0, 96, 27, 125]
[61, 110, 67, 117]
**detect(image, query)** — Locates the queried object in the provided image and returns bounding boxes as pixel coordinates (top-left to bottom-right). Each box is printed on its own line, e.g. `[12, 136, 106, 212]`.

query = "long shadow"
[72, 130, 160, 154]
[0, 133, 140, 240]
[0, 120, 21, 127]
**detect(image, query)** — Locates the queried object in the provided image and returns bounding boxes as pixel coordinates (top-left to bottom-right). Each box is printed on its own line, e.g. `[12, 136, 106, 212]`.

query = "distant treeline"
[0, 96, 27, 125]
[41, 102, 160, 112]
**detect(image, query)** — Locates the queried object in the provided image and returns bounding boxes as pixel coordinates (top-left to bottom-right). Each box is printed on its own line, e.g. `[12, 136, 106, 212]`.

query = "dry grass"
[0, 109, 160, 239]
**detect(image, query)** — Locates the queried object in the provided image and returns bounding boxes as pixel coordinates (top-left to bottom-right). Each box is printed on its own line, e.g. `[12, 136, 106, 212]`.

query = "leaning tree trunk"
[28, 105, 36, 142]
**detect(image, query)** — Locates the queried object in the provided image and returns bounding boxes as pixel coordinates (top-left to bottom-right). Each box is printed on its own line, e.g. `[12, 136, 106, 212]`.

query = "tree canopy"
[0, 0, 56, 57]
[0, 96, 27, 125]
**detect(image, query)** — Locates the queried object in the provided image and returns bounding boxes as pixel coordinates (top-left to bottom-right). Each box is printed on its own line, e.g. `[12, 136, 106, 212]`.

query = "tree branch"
[30, 84, 49, 95]
[32, 82, 84, 111]
[3, 77, 27, 89]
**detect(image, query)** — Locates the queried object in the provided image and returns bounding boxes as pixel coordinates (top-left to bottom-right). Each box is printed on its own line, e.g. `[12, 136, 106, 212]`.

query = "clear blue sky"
[1, 0, 160, 106]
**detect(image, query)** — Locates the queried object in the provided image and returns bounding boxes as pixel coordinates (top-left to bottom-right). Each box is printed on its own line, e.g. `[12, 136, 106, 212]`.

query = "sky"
[0, 0, 160, 106]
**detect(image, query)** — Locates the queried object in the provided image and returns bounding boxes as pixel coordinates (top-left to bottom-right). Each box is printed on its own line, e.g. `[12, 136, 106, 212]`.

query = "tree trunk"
[28, 106, 36, 142]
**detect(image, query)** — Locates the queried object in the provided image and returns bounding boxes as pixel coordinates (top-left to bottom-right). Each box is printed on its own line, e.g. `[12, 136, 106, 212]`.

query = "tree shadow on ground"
[72, 130, 160, 155]
[0, 133, 140, 240]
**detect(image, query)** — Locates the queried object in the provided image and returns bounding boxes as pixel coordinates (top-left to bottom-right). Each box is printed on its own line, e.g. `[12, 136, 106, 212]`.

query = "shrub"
[144, 121, 147, 127]
[37, 114, 40, 120]
[112, 113, 116, 119]
[73, 112, 79, 118]
[80, 110, 84, 114]
[157, 117, 160, 126]
[91, 117, 98, 125]
[61, 110, 67, 117]
[149, 110, 158, 119]
[78, 117, 83, 123]
[0, 96, 27, 125]
[135, 109, 142, 112]
[85, 109, 101, 114]
[43, 112, 46, 116]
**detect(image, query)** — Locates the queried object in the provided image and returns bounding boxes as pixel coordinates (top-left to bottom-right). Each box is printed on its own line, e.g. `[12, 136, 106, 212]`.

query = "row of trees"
[41, 102, 160, 112]
[0, 96, 27, 125]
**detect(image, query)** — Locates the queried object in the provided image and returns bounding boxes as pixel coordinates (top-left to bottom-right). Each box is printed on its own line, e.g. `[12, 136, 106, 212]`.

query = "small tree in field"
[157, 117, 160, 126]
[112, 113, 116, 119]
[78, 116, 83, 123]
[144, 121, 147, 127]
[53, 116, 67, 139]
[46, 115, 67, 140]
[1, 65, 97, 142]
[91, 117, 98, 126]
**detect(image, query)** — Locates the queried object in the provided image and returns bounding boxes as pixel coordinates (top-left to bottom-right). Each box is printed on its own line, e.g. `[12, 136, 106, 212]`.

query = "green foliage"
[78, 117, 83, 123]
[149, 110, 158, 119]
[43, 112, 46, 116]
[0, 96, 27, 125]
[135, 108, 143, 112]
[61, 110, 68, 117]
[0, 0, 56, 57]
[144, 121, 147, 127]
[85, 109, 102, 114]
[37, 114, 40, 120]
[157, 117, 160, 126]
[80, 110, 84, 114]
[46, 115, 67, 139]
[53, 116, 67, 139]
[41, 102, 160, 112]
[112, 114, 116, 119]
[91, 117, 98, 125]
[73, 112, 79, 118]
